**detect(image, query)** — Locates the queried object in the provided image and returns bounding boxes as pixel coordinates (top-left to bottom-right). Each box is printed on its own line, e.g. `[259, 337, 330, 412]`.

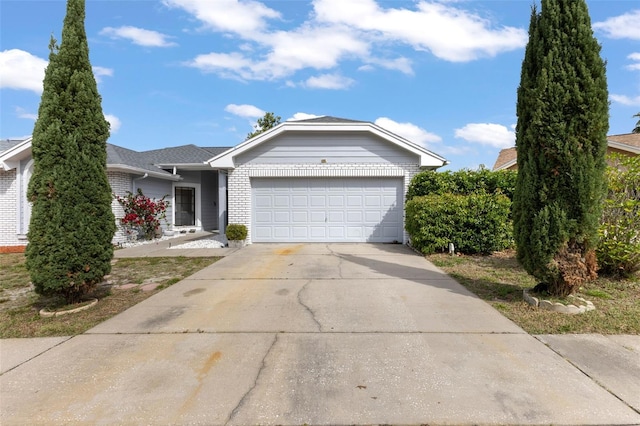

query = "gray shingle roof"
[143, 144, 231, 164]
[293, 116, 368, 124]
[0, 139, 27, 155]
[106, 144, 174, 176]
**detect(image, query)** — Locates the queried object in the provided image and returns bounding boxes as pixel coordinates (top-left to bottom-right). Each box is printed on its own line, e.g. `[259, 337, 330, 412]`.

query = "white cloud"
[105, 114, 121, 133]
[288, 112, 321, 121]
[185, 26, 368, 81]
[610, 94, 640, 106]
[313, 0, 527, 62]
[304, 73, 354, 90]
[175, 0, 525, 84]
[92, 66, 114, 83]
[375, 117, 442, 148]
[627, 52, 640, 71]
[100, 26, 177, 47]
[0, 49, 47, 93]
[454, 123, 515, 148]
[162, 0, 281, 37]
[16, 107, 37, 120]
[594, 10, 640, 40]
[225, 104, 265, 118]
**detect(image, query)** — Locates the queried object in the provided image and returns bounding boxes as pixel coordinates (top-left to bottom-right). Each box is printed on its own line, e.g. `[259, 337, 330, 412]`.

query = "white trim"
[207, 121, 448, 169]
[0, 137, 32, 171]
[172, 182, 202, 229]
[608, 140, 640, 155]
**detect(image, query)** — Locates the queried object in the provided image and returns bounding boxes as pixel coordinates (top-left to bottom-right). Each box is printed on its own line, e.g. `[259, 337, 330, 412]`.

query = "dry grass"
[428, 250, 640, 335]
[0, 255, 220, 338]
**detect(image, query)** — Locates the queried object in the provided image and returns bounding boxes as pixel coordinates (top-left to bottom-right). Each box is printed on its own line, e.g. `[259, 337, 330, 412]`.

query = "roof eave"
[607, 140, 640, 155]
[107, 164, 182, 181]
[0, 138, 33, 170]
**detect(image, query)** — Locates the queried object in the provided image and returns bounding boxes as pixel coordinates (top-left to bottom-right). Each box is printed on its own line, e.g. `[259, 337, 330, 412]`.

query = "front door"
[175, 186, 195, 226]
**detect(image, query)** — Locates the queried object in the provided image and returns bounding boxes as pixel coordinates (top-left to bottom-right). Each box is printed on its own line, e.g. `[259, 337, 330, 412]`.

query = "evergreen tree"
[633, 113, 640, 134]
[26, 0, 115, 304]
[246, 112, 281, 139]
[513, 0, 608, 297]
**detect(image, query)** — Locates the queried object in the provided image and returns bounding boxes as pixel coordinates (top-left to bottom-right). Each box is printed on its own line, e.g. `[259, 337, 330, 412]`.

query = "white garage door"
[252, 177, 403, 243]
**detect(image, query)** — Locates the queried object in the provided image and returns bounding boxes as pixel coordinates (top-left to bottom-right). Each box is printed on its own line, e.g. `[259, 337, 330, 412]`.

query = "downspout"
[132, 173, 148, 192]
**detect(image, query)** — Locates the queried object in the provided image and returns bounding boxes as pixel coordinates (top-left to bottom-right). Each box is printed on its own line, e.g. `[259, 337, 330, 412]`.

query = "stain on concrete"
[276, 289, 290, 296]
[140, 306, 186, 329]
[176, 351, 223, 419]
[274, 244, 304, 256]
[183, 288, 206, 297]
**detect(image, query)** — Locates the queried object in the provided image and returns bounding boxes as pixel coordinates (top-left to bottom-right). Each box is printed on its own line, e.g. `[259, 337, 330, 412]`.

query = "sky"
[1, 0, 639, 170]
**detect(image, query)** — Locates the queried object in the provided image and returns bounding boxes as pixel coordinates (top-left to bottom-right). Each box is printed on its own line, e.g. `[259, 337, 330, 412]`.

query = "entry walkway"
[1, 244, 639, 425]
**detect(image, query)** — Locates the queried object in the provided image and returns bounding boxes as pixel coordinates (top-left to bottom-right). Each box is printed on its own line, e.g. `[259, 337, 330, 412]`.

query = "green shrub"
[407, 167, 517, 201]
[597, 155, 640, 277]
[225, 224, 248, 241]
[405, 193, 513, 255]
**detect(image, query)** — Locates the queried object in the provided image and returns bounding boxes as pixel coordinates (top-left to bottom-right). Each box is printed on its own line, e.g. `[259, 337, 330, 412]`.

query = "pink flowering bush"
[114, 188, 170, 240]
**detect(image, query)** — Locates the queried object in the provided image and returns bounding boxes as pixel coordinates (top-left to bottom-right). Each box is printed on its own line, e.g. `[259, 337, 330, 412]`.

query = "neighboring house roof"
[492, 147, 517, 171]
[492, 133, 640, 171]
[208, 116, 448, 169]
[607, 133, 640, 154]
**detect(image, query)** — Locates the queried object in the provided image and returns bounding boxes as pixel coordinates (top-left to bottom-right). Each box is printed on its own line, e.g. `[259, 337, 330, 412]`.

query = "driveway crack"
[225, 333, 279, 425]
[326, 244, 344, 278]
[298, 279, 323, 331]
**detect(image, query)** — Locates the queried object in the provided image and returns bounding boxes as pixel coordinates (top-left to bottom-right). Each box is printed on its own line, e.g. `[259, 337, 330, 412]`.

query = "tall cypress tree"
[513, 0, 608, 297]
[26, 0, 115, 304]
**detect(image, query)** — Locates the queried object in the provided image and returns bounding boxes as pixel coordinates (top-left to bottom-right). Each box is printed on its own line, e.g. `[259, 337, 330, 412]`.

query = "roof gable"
[0, 137, 32, 171]
[208, 118, 448, 169]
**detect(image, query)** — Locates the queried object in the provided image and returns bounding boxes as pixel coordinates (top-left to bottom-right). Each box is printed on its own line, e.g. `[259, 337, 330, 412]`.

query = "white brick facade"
[228, 163, 421, 243]
[0, 169, 22, 248]
[108, 171, 133, 244]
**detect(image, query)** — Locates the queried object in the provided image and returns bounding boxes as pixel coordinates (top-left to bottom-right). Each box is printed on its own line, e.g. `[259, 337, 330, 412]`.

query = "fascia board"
[107, 164, 182, 181]
[608, 140, 640, 155]
[494, 159, 517, 171]
[0, 138, 32, 170]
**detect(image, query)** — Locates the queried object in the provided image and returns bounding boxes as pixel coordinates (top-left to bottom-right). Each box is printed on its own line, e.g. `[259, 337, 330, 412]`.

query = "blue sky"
[1, 0, 639, 170]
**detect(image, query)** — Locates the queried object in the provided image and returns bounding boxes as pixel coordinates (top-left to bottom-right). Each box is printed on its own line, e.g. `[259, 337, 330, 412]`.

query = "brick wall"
[0, 169, 23, 248]
[228, 163, 421, 244]
[108, 171, 133, 244]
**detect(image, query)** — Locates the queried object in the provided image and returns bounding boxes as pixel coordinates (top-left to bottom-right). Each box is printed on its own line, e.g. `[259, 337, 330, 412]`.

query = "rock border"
[523, 289, 595, 314]
[39, 298, 98, 318]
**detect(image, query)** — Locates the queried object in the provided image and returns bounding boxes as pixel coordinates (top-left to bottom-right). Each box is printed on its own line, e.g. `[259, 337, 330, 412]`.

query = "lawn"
[0, 254, 220, 338]
[428, 250, 640, 335]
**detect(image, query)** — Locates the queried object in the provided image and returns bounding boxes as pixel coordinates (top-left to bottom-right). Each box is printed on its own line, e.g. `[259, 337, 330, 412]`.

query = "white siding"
[236, 132, 418, 165]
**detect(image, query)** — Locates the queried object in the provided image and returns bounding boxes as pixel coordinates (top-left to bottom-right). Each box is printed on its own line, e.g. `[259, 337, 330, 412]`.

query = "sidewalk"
[113, 230, 239, 258]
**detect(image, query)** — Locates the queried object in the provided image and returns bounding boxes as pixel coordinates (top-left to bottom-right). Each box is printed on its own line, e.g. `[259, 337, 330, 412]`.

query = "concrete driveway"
[2, 243, 639, 425]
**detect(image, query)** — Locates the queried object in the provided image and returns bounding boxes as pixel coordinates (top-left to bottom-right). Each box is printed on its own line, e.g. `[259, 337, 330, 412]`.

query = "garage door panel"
[252, 177, 403, 242]
[291, 211, 308, 223]
[273, 211, 290, 223]
[292, 195, 308, 207]
[310, 196, 326, 207]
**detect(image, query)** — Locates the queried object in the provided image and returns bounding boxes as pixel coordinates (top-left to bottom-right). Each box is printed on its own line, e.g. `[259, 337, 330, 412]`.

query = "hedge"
[405, 193, 513, 255]
[406, 167, 517, 201]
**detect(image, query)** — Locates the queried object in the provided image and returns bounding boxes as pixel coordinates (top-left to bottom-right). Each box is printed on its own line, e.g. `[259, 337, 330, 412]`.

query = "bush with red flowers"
[114, 188, 170, 240]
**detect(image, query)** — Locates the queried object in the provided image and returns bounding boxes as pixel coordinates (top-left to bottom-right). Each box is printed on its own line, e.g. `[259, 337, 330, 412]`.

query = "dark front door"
[175, 187, 195, 226]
